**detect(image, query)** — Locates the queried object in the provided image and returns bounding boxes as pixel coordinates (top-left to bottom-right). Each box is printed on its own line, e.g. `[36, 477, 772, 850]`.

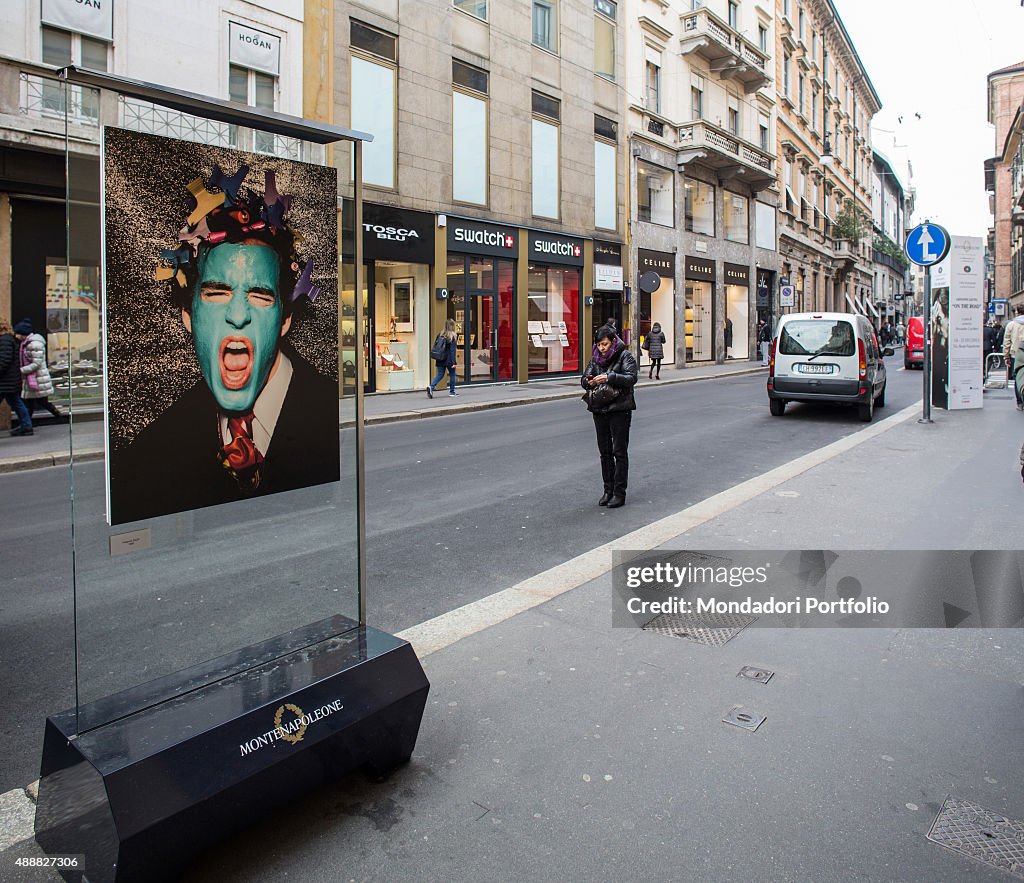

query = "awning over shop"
[844, 292, 858, 313]
[866, 300, 881, 319]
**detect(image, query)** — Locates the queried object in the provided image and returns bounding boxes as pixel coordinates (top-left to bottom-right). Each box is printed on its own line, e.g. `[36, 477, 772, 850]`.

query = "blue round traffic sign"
[905, 223, 951, 267]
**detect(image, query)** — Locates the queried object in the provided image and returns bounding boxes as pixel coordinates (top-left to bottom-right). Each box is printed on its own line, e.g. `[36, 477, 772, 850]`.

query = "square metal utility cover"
[737, 665, 774, 684]
[927, 797, 1024, 879]
[642, 611, 757, 647]
[722, 706, 766, 732]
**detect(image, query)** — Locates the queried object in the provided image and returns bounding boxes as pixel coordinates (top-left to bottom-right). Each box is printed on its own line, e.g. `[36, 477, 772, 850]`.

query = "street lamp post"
[821, 132, 835, 312]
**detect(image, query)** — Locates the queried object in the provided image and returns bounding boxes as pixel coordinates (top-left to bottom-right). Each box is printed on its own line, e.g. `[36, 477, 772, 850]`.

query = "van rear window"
[779, 320, 855, 357]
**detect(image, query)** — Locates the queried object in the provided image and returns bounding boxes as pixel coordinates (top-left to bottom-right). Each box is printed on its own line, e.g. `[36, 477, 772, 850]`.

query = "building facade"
[998, 102, 1024, 308]
[320, 0, 628, 392]
[0, 0, 307, 421]
[870, 149, 911, 328]
[986, 60, 1024, 309]
[625, 0, 778, 368]
[774, 0, 880, 327]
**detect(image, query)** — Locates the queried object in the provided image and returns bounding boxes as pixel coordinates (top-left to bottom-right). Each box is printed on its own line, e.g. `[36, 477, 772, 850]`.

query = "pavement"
[0, 359, 766, 474]
[2, 363, 1023, 881]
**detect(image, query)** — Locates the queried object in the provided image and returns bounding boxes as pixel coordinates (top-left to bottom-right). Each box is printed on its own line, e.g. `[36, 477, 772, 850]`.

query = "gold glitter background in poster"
[103, 127, 339, 451]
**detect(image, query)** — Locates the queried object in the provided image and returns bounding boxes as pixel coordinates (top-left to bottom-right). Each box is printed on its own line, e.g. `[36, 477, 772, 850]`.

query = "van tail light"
[858, 338, 867, 381]
[768, 338, 777, 382]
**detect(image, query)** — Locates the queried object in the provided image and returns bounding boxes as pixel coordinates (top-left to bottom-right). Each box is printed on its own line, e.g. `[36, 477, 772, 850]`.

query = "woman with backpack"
[581, 324, 638, 509]
[427, 318, 458, 398]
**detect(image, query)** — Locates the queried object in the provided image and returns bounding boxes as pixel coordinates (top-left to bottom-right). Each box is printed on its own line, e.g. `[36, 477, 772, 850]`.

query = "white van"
[767, 312, 891, 422]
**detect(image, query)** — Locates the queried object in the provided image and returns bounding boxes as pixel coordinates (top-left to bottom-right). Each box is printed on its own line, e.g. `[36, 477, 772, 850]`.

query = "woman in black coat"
[0, 317, 33, 436]
[582, 324, 638, 508]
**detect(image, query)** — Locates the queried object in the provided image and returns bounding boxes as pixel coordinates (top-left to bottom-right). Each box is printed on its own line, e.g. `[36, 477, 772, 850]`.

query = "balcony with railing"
[678, 8, 771, 94]
[676, 119, 775, 190]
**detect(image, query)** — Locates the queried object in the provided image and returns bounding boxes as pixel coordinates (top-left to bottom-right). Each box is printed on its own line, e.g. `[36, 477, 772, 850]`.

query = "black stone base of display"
[34, 620, 429, 882]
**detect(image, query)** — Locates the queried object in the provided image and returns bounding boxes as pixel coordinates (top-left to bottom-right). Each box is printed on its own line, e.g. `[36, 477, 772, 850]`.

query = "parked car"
[767, 312, 892, 422]
[904, 316, 925, 369]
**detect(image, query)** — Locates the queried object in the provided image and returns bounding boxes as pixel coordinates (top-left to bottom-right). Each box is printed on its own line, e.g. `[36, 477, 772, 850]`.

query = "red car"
[904, 316, 924, 369]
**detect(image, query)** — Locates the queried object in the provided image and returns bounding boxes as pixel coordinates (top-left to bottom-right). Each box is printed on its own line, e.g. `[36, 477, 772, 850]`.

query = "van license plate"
[797, 363, 835, 374]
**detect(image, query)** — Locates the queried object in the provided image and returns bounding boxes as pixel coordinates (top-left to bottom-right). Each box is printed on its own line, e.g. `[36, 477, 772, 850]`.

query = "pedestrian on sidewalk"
[984, 319, 998, 372]
[723, 316, 733, 359]
[757, 318, 772, 366]
[1004, 304, 1024, 408]
[896, 320, 905, 345]
[0, 317, 33, 436]
[642, 321, 665, 380]
[582, 324, 638, 509]
[14, 320, 63, 421]
[427, 318, 458, 399]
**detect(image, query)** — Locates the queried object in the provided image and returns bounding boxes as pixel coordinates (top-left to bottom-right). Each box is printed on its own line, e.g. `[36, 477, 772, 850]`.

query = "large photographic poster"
[103, 128, 339, 525]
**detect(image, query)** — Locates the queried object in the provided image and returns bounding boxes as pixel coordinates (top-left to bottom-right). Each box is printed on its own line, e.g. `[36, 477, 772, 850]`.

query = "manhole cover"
[642, 611, 756, 647]
[737, 665, 774, 684]
[927, 797, 1024, 879]
[722, 706, 765, 732]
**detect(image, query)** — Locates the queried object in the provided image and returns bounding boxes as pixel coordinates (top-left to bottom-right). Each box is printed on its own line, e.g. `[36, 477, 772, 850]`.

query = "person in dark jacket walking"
[0, 317, 33, 436]
[642, 321, 666, 380]
[427, 318, 459, 398]
[582, 324, 638, 508]
[723, 316, 734, 359]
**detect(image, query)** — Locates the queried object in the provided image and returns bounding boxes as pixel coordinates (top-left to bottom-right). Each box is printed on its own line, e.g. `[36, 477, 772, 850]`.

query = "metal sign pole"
[920, 264, 932, 424]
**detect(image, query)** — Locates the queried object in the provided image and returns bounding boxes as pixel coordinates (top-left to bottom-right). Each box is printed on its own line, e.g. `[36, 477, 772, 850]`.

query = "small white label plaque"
[110, 528, 152, 557]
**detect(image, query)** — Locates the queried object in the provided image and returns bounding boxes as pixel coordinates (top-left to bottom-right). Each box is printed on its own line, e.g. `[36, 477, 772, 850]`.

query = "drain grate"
[927, 797, 1024, 879]
[722, 706, 765, 732]
[642, 611, 756, 647]
[737, 665, 774, 684]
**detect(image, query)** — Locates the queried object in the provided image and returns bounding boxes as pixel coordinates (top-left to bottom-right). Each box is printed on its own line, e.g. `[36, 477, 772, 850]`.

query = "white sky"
[832, 0, 1024, 239]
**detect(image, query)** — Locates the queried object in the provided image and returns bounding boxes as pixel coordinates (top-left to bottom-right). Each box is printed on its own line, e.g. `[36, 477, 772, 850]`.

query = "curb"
[0, 367, 765, 474]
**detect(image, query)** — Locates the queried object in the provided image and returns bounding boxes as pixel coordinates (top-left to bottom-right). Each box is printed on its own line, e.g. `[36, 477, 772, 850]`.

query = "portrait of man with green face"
[107, 152, 340, 525]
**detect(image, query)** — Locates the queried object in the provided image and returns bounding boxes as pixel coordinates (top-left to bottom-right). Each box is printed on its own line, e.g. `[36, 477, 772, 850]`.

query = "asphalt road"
[0, 358, 921, 791]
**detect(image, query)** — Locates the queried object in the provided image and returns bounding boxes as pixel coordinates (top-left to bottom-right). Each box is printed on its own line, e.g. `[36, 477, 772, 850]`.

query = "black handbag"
[583, 381, 620, 409]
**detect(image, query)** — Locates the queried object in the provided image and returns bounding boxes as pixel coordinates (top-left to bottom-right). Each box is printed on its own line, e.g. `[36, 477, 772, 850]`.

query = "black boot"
[599, 491, 612, 506]
[648, 369, 653, 380]
[606, 494, 625, 508]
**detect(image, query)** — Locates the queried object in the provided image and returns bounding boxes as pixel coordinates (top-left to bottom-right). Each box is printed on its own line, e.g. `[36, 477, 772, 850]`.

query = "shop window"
[724, 192, 748, 243]
[725, 285, 749, 358]
[594, 117, 616, 230]
[351, 22, 397, 189]
[454, 0, 487, 20]
[532, 92, 560, 220]
[685, 178, 714, 235]
[594, 0, 616, 80]
[533, 0, 558, 53]
[686, 281, 712, 362]
[453, 61, 489, 205]
[637, 160, 673, 227]
[528, 264, 579, 375]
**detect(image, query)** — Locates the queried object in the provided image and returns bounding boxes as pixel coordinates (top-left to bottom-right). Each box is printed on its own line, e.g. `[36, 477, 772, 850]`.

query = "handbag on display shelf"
[391, 354, 405, 370]
[379, 345, 395, 368]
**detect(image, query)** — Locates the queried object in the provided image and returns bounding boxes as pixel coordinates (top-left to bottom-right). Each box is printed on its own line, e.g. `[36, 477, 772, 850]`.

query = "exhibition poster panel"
[65, 92, 359, 733]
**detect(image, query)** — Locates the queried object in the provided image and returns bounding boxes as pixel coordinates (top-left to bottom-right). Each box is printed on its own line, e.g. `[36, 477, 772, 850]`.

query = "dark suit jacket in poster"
[109, 348, 340, 525]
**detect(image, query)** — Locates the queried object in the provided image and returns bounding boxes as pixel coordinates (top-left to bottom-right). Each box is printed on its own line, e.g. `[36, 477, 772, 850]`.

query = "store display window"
[527, 264, 579, 374]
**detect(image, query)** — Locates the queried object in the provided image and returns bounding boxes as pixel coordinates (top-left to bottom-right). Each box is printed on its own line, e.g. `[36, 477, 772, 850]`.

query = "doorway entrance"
[591, 292, 622, 343]
[446, 255, 515, 383]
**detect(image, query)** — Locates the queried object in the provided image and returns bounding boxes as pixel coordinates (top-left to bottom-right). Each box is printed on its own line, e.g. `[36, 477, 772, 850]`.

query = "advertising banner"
[103, 128, 340, 525]
[931, 236, 983, 410]
[947, 236, 984, 410]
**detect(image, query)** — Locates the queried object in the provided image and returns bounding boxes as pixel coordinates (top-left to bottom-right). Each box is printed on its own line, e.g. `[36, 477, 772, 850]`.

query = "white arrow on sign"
[917, 226, 935, 262]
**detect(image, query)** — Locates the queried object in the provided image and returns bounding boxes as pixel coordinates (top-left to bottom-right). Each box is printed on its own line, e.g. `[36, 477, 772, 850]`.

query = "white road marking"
[398, 402, 920, 657]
